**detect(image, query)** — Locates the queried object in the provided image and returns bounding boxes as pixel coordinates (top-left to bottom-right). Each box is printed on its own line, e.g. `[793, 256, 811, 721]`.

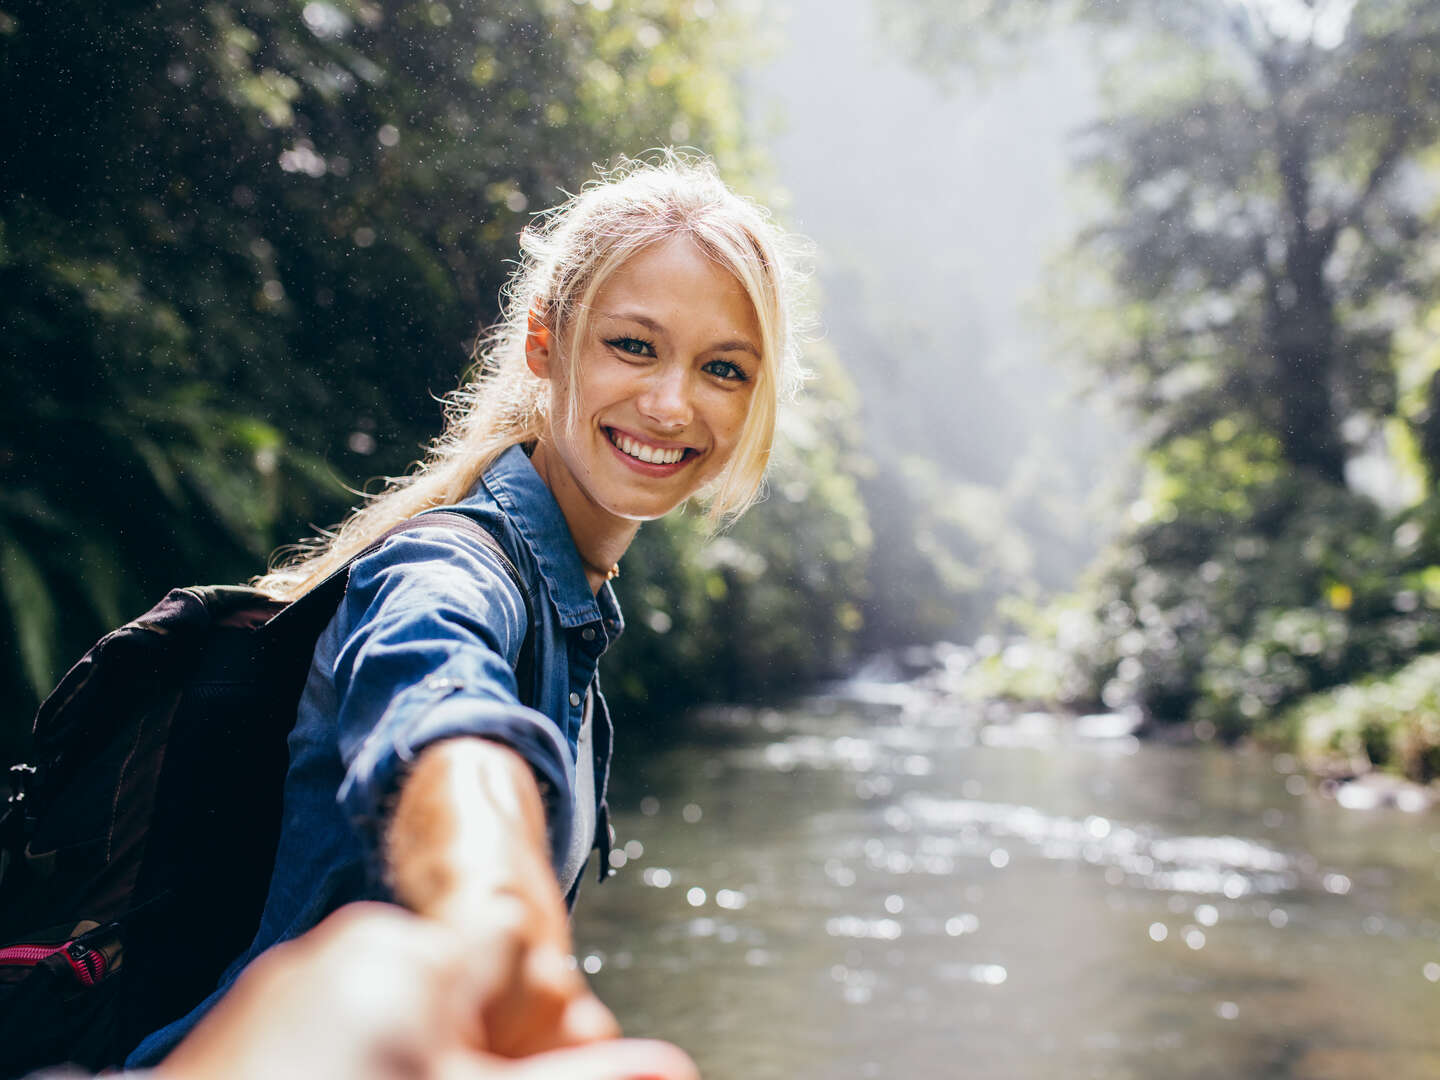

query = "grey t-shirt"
[558, 687, 596, 896]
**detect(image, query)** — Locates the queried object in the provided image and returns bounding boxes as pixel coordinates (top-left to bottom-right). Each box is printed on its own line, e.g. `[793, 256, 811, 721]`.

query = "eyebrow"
[603, 310, 761, 358]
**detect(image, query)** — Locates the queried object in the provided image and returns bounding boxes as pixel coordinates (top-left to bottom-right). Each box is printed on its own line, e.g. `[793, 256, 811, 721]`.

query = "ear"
[525, 310, 553, 380]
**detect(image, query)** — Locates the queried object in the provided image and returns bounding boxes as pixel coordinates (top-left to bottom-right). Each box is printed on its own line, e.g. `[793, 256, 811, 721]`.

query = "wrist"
[386, 737, 555, 917]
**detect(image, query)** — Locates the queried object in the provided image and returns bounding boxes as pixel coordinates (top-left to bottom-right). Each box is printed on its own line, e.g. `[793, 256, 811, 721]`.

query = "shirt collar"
[483, 444, 621, 634]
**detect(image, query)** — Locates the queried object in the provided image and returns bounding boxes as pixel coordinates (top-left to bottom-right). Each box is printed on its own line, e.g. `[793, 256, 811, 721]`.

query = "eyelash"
[607, 335, 655, 358]
[605, 337, 750, 383]
[703, 359, 749, 382]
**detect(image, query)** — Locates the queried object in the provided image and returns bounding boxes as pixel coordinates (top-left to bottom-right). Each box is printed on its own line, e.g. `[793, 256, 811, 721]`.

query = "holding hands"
[158, 737, 683, 1080]
[156, 903, 694, 1080]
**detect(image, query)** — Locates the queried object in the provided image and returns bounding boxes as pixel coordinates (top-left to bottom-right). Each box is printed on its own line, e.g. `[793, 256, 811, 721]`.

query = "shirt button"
[581, 627, 596, 641]
[569, 691, 582, 707]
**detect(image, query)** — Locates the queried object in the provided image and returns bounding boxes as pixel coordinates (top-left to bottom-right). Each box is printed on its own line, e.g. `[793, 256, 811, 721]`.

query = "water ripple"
[895, 795, 1300, 896]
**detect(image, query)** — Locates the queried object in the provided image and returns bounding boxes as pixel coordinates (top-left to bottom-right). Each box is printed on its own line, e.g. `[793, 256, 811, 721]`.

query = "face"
[527, 236, 762, 534]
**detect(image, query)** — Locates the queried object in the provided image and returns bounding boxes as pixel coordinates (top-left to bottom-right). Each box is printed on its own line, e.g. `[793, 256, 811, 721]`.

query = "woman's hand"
[155, 903, 695, 1080]
[385, 737, 619, 1057]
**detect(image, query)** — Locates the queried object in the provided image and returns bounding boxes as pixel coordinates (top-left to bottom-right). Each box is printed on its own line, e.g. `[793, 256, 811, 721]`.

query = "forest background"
[5, 0, 1440, 784]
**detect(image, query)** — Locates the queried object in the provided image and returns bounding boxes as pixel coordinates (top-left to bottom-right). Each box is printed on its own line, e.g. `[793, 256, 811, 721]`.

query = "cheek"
[714, 390, 756, 447]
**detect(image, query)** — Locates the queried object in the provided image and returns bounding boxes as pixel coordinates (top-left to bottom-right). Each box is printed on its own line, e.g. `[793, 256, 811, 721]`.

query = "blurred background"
[4, 0, 1440, 1075]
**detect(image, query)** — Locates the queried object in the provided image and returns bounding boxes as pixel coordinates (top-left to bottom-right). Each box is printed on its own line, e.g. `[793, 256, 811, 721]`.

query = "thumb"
[444, 1039, 700, 1080]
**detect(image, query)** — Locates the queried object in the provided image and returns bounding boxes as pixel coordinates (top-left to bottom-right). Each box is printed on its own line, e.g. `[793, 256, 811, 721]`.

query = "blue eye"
[607, 336, 655, 357]
[703, 358, 749, 382]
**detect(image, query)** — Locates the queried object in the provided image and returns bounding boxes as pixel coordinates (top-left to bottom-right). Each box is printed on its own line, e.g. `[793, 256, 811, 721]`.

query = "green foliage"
[1280, 653, 1440, 783]
[1036, 476, 1440, 735]
[885, 0, 1440, 737]
[858, 455, 1035, 649]
[1, 0, 867, 749]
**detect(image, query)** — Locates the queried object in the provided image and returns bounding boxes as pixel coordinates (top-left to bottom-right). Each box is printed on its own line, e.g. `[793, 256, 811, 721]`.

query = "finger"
[441, 1039, 700, 1080]
[481, 944, 584, 1057]
[559, 991, 622, 1044]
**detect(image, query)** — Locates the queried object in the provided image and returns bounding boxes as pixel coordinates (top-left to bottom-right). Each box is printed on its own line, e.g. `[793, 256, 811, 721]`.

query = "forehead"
[592, 236, 760, 344]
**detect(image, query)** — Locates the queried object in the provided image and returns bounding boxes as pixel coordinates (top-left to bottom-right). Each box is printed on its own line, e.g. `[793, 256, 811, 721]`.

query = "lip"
[603, 425, 699, 476]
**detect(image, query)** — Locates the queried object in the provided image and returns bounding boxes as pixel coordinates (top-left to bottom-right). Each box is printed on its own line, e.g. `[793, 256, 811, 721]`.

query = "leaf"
[76, 539, 127, 628]
[0, 527, 60, 699]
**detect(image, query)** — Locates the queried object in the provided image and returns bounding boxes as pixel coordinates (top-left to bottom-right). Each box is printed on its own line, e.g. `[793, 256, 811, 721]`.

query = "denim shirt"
[128, 444, 621, 1066]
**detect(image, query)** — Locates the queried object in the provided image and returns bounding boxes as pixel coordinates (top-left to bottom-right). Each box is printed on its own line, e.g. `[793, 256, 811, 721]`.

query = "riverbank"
[856, 639, 1440, 816]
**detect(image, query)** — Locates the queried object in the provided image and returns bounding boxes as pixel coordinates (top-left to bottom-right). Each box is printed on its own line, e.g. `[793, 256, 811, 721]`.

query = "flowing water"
[573, 679, 1440, 1080]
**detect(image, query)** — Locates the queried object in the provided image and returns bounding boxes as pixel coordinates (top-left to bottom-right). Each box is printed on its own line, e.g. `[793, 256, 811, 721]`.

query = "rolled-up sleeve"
[331, 525, 573, 870]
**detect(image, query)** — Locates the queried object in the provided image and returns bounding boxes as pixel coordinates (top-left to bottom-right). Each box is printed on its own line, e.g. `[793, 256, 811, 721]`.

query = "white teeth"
[612, 431, 685, 465]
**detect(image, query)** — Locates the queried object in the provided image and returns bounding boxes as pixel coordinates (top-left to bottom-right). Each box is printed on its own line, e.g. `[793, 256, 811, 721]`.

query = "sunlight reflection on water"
[575, 692, 1440, 1080]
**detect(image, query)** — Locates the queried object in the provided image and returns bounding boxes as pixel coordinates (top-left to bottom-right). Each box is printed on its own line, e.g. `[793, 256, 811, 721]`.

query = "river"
[574, 673, 1440, 1079]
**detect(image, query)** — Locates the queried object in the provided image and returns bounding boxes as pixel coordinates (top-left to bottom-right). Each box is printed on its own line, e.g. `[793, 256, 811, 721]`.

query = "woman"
[126, 152, 805, 1066]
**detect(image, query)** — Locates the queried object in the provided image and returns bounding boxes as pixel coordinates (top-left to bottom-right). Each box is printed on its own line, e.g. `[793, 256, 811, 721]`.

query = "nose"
[638, 364, 693, 432]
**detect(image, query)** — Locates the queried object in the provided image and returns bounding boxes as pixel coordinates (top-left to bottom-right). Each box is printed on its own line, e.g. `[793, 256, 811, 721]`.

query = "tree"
[889, 0, 1440, 488]
[883, 0, 1440, 727]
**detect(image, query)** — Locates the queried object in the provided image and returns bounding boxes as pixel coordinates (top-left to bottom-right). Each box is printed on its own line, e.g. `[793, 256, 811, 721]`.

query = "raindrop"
[1148, 923, 1168, 942]
[682, 803, 703, 824]
[1268, 908, 1289, 929]
[1195, 905, 1218, 928]
[623, 840, 643, 859]
[640, 796, 660, 816]
[1184, 928, 1206, 950]
[1322, 873, 1352, 895]
[607, 849, 627, 870]
[1424, 962, 1440, 983]
[989, 849, 1010, 869]
[642, 867, 671, 888]
[377, 124, 400, 147]
[716, 889, 747, 910]
[582, 954, 602, 975]
[686, 887, 706, 907]
[1215, 1001, 1239, 1020]
[884, 894, 904, 914]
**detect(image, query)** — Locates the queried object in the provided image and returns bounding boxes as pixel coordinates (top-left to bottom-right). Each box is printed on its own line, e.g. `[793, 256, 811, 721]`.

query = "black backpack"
[0, 511, 530, 1077]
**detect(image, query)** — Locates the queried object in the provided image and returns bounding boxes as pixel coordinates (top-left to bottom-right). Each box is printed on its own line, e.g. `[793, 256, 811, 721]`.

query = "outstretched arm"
[386, 737, 618, 1058]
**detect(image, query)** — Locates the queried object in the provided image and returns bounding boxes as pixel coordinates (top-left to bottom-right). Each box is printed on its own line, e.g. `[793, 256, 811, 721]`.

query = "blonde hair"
[256, 151, 807, 600]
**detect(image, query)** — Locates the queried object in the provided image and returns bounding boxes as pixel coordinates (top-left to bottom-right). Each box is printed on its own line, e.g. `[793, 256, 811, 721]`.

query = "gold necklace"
[584, 559, 620, 582]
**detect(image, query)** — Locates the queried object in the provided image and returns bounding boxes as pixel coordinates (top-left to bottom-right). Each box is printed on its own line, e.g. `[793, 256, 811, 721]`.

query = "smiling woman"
[525, 235, 765, 576]
[121, 151, 808, 1067]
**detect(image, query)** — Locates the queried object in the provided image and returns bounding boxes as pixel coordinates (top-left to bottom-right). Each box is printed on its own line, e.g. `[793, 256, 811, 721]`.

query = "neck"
[528, 440, 640, 595]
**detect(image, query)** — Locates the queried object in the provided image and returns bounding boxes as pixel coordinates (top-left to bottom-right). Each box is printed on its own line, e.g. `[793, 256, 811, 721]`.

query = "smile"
[605, 427, 695, 466]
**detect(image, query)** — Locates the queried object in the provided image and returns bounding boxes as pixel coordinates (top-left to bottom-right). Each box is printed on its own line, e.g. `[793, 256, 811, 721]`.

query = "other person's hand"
[154, 903, 695, 1080]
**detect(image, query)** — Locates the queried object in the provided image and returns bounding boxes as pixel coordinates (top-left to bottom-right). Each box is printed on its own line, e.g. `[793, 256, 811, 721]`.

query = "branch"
[1338, 119, 1411, 231]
